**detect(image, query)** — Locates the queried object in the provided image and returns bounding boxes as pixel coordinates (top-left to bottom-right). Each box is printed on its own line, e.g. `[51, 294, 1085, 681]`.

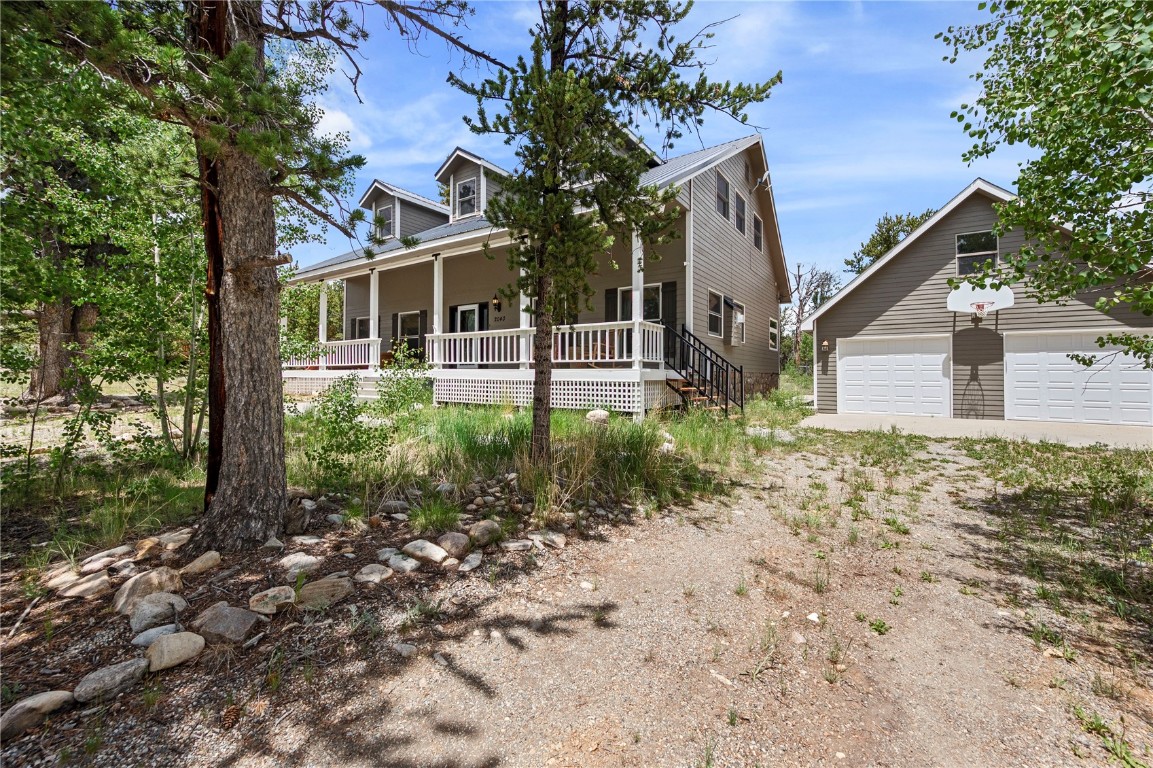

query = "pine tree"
[843, 210, 936, 275]
[452, 0, 780, 463]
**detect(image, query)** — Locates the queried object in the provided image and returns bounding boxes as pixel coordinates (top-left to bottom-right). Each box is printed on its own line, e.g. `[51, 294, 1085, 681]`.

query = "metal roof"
[356, 180, 449, 213]
[639, 135, 761, 190]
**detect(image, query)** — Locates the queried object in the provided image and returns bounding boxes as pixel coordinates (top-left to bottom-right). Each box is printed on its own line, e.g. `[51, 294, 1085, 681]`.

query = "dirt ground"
[2, 438, 1150, 767]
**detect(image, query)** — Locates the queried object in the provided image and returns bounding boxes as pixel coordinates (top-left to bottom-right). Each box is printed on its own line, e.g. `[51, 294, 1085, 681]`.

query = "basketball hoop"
[970, 301, 994, 318]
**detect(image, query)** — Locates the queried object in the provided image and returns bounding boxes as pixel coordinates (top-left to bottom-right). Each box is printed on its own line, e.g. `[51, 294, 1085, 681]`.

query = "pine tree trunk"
[188, 0, 285, 552]
[22, 298, 71, 404]
[530, 270, 553, 466]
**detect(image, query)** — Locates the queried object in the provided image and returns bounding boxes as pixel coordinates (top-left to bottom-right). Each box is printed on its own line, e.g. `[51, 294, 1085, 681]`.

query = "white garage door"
[1005, 332, 1153, 425]
[838, 336, 951, 416]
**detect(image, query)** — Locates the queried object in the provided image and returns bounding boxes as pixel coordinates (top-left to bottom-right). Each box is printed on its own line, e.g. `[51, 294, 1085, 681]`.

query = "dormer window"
[456, 178, 477, 217]
[375, 204, 394, 239]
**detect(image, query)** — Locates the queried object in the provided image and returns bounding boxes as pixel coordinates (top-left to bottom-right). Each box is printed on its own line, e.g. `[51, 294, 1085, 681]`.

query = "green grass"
[408, 496, 461, 535]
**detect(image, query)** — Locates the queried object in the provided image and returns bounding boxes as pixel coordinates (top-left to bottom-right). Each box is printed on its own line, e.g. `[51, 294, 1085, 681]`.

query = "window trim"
[349, 316, 370, 340]
[732, 301, 746, 344]
[374, 203, 394, 239]
[397, 310, 422, 349]
[734, 194, 747, 235]
[617, 283, 663, 322]
[456, 176, 478, 218]
[715, 172, 729, 220]
[955, 230, 998, 276]
[769, 317, 779, 352]
[753, 215, 764, 252]
[707, 289, 724, 338]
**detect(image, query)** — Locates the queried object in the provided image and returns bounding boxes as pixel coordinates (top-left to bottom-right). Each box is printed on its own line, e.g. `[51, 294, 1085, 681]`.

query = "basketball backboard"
[947, 284, 1015, 315]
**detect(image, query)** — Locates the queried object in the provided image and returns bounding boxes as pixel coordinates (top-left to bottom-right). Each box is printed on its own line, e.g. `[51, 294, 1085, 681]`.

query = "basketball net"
[970, 301, 993, 318]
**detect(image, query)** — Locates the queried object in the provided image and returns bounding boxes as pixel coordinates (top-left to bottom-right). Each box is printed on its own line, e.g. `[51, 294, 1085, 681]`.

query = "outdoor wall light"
[491, 293, 502, 312]
[820, 339, 830, 353]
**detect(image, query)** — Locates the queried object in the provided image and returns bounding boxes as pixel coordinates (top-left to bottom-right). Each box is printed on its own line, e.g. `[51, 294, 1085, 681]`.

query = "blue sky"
[296, 0, 1033, 282]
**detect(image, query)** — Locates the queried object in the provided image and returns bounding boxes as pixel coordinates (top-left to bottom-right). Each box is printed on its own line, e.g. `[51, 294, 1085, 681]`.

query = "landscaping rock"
[287, 486, 312, 501]
[437, 532, 471, 559]
[191, 603, 263, 645]
[180, 550, 221, 576]
[499, 539, 533, 552]
[249, 586, 296, 615]
[296, 577, 353, 610]
[58, 570, 111, 599]
[289, 536, 323, 546]
[112, 567, 183, 615]
[441, 558, 460, 570]
[354, 564, 393, 584]
[159, 530, 193, 550]
[81, 546, 133, 566]
[73, 658, 149, 703]
[375, 547, 398, 561]
[543, 531, 567, 549]
[278, 552, 320, 579]
[325, 514, 345, 526]
[146, 632, 205, 671]
[135, 537, 163, 559]
[0, 691, 74, 741]
[434, 482, 456, 496]
[284, 500, 311, 535]
[458, 552, 483, 572]
[390, 513, 409, 522]
[129, 592, 188, 633]
[393, 643, 418, 658]
[131, 624, 179, 648]
[262, 537, 284, 549]
[379, 500, 410, 515]
[468, 519, 502, 547]
[300, 498, 318, 512]
[387, 553, 421, 573]
[402, 539, 449, 564]
[586, 408, 610, 425]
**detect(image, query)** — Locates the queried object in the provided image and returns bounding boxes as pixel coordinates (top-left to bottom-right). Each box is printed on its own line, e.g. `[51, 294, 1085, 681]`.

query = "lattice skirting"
[283, 375, 343, 398]
[434, 377, 646, 413]
[644, 380, 674, 411]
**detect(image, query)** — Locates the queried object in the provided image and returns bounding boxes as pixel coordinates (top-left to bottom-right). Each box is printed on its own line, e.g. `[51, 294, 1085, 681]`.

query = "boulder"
[43, 566, 80, 591]
[112, 568, 183, 615]
[158, 530, 193, 550]
[249, 586, 296, 615]
[180, 551, 221, 576]
[261, 537, 284, 550]
[73, 658, 149, 703]
[58, 570, 111, 599]
[402, 539, 449, 565]
[146, 632, 205, 671]
[80, 556, 118, 575]
[129, 592, 188, 633]
[0, 691, 74, 741]
[375, 547, 398, 561]
[354, 564, 393, 584]
[499, 539, 533, 552]
[135, 537, 163, 559]
[278, 552, 320, 580]
[586, 408, 610, 425]
[468, 519, 503, 547]
[378, 499, 410, 515]
[325, 514, 345, 526]
[458, 552, 484, 573]
[131, 624, 179, 648]
[191, 603, 263, 645]
[437, 532, 471, 559]
[296, 578, 353, 610]
[388, 553, 421, 574]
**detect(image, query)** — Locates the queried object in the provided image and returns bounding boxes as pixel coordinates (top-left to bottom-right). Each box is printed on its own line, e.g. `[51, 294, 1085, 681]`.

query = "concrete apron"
[800, 413, 1152, 450]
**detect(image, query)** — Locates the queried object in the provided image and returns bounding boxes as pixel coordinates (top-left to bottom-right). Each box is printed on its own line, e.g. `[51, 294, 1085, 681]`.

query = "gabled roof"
[434, 148, 512, 183]
[356, 181, 449, 214]
[800, 178, 1016, 331]
[640, 134, 761, 190]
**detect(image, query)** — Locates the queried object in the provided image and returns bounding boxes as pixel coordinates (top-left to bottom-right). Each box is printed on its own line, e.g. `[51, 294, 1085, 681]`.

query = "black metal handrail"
[662, 321, 744, 414]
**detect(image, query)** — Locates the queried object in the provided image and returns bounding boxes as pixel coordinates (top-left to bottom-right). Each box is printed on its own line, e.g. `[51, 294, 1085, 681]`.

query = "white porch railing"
[428, 321, 664, 367]
[285, 338, 381, 369]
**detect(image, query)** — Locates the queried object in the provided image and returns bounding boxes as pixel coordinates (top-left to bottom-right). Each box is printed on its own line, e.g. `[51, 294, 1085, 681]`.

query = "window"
[956, 231, 998, 275]
[707, 289, 723, 337]
[732, 302, 746, 344]
[349, 317, 370, 339]
[618, 284, 663, 321]
[715, 172, 729, 219]
[753, 215, 763, 252]
[734, 195, 746, 235]
[375, 204, 393, 239]
[456, 178, 477, 217]
[769, 318, 779, 351]
[397, 311, 421, 351]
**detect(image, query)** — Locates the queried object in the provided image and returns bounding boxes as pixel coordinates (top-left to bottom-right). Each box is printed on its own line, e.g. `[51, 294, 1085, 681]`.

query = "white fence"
[428, 321, 664, 367]
[284, 338, 381, 369]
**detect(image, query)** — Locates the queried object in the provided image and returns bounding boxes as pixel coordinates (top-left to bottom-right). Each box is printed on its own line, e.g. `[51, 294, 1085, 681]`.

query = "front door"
[453, 303, 482, 367]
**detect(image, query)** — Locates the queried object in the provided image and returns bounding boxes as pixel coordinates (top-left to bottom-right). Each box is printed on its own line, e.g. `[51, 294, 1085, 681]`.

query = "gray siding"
[689, 148, 780, 375]
[815, 192, 1153, 415]
[483, 170, 504, 212]
[579, 221, 687, 327]
[447, 159, 484, 220]
[443, 248, 521, 332]
[399, 202, 448, 239]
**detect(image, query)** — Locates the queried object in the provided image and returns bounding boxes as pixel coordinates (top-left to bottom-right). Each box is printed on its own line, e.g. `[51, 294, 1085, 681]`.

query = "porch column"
[317, 279, 328, 370]
[368, 268, 380, 366]
[631, 230, 643, 370]
[519, 267, 531, 368]
[432, 253, 444, 365]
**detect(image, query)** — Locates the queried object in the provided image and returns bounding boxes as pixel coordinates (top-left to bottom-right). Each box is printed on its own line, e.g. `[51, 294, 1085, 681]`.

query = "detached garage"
[802, 179, 1153, 427]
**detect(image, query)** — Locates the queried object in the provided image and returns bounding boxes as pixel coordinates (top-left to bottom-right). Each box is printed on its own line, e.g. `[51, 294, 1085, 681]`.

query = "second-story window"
[734, 195, 746, 235]
[753, 215, 764, 251]
[457, 178, 477, 217]
[715, 172, 729, 219]
[376, 204, 394, 239]
[956, 231, 997, 275]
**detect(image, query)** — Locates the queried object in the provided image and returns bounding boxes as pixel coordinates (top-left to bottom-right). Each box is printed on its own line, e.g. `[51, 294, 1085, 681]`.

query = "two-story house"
[284, 135, 791, 418]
